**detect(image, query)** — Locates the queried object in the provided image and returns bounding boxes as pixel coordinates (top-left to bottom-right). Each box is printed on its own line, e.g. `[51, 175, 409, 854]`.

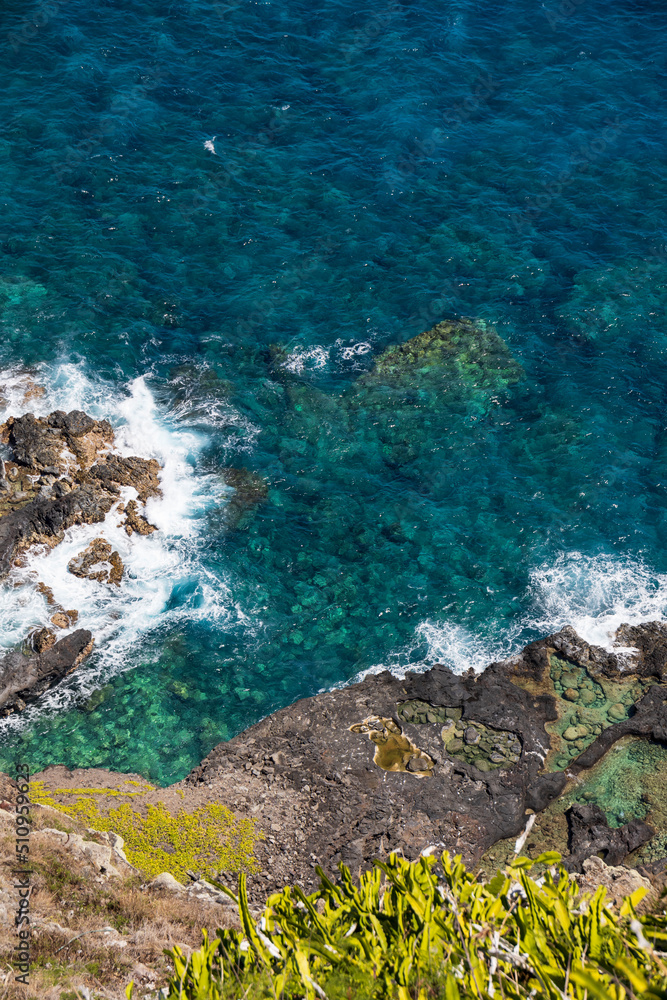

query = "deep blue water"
[2, 0, 667, 783]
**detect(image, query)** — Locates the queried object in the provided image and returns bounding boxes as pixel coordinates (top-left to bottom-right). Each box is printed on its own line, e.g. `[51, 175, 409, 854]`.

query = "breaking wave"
[356, 551, 667, 681]
[0, 362, 255, 723]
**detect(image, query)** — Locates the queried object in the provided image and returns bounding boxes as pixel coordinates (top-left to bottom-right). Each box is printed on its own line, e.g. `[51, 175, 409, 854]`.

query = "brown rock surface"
[68, 538, 124, 586]
[121, 498, 157, 536]
[573, 855, 653, 908]
[0, 409, 160, 580]
[50, 611, 71, 629]
[0, 407, 161, 713]
[31, 626, 57, 652]
[1, 409, 113, 475]
[0, 629, 94, 716]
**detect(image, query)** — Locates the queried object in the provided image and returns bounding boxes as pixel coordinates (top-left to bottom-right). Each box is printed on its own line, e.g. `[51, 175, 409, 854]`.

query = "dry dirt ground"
[0, 800, 239, 1000]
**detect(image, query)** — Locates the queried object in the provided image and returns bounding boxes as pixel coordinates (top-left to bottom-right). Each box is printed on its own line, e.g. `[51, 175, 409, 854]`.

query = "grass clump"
[30, 781, 260, 882]
[149, 851, 667, 1000]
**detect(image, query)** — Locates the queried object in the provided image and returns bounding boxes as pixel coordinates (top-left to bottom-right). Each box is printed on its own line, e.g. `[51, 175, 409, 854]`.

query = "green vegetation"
[145, 851, 667, 1000]
[30, 782, 261, 882]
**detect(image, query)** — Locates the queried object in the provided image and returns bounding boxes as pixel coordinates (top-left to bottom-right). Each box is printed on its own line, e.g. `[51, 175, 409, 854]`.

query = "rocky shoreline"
[1, 362, 667, 901]
[0, 405, 161, 715]
[27, 620, 667, 899]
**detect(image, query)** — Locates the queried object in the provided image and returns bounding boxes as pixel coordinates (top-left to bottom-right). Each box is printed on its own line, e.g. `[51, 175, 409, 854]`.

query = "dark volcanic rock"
[0, 629, 94, 716]
[0, 482, 117, 579]
[564, 803, 653, 872]
[180, 621, 667, 895]
[21, 621, 667, 901]
[0, 407, 161, 713]
[4, 410, 113, 473]
[85, 454, 160, 503]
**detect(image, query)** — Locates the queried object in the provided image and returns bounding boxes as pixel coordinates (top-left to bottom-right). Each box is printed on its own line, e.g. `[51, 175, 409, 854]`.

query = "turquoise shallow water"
[2, 0, 667, 783]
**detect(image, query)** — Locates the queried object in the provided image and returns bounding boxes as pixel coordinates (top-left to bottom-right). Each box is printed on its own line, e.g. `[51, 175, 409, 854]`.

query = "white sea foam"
[0, 362, 253, 726]
[525, 551, 667, 649]
[354, 551, 667, 682]
[282, 346, 330, 374]
[281, 339, 375, 375]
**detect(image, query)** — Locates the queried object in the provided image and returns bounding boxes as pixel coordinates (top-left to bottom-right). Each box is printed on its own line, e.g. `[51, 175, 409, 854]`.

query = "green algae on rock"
[352, 317, 523, 397]
[544, 654, 651, 770]
[398, 699, 460, 725]
[478, 736, 666, 875]
[441, 718, 521, 771]
[398, 698, 521, 772]
[336, 317, 524, 471]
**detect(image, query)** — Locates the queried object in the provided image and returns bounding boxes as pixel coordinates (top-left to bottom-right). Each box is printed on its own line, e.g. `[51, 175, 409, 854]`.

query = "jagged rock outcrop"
[0, 406, 162, 712]
[0, 629, 94, 715]
[564, 803, 653, 872]
[0, 408, 160, 580]
[180, 621, 667, 895]
[4, 409, 114, 474]
[68, 538, 124, 586]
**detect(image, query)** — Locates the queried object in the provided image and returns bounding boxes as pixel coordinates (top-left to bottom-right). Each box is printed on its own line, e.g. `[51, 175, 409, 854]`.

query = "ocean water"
[1, 0, 667, 783]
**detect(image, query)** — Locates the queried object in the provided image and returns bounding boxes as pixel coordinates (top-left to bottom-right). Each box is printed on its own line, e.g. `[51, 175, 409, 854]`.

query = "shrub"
[30, 782, 260, 882]
[147, 851, 667, 999]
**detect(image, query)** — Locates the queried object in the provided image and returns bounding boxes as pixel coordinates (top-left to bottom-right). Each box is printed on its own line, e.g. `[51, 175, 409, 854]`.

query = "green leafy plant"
[138, 851, 667, 999]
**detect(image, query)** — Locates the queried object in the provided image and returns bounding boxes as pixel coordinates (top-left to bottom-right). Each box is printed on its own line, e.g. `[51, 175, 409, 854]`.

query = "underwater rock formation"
[354, 317, 523, 396]
[274, 316, 524, 479]
[221, 467, 269, 529]
[0, 629, 94, 716]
